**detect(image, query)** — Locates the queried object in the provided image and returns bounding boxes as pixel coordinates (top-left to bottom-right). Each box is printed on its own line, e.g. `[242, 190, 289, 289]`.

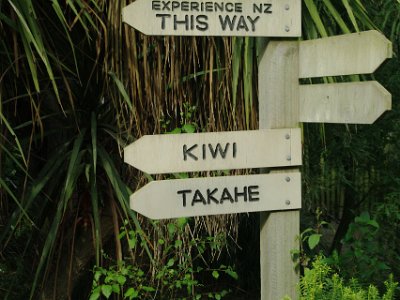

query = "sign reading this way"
[122, 0, 301, 37]
[124, 128, 301, 174]
[130, 172, 301, 219]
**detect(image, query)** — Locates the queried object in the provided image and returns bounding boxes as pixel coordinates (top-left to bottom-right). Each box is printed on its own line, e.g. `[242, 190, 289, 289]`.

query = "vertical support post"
[258, 41, 300, 300]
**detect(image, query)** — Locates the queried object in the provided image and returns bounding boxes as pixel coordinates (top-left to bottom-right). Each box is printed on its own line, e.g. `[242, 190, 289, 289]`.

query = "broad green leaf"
[182, 123, 196, 133]
[116, 275, 126, 285]
[101, 284, 113, 298]
[124, 287, 139, 299]
[224, 268, 239, 280]
[89, 286, 101, 300]
[308, 234, 322, 250]
[167, 258, 175, 267]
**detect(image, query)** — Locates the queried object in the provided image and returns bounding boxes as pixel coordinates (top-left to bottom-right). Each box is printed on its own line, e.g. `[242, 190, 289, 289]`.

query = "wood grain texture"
[299, 81, 391, 124]
[299, 30, 392, 78]
[258, 41, 300, 300]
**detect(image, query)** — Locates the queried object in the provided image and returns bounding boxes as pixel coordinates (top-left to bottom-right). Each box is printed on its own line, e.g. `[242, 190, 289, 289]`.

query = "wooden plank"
[299, 81, 391, 124]
[258, 41, 301, 300]
[124, 129, 302, 174]
[299, 30, 392, 78]
[130, 172, 301, 219]
[258, 41, 300, 300]
[122, 0, 301, 37]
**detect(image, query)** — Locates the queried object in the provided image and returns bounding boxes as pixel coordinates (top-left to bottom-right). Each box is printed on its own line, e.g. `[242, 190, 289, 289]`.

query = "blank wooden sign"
[299, 81, 391, 124]
[297, 30, 392, 124]
[299, 30, 392, 78]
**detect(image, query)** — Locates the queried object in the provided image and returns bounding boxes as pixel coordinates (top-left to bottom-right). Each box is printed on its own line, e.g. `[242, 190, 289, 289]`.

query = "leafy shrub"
[296, 256, 398, 300]
[89, 218, 238, 299]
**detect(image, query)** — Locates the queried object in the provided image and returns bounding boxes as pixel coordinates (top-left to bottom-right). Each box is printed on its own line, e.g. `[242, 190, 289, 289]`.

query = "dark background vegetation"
[1, 0, 399, 299]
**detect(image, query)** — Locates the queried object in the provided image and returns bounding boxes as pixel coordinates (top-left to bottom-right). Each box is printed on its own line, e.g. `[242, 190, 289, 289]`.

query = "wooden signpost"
[258, 31, 392, 299]
[122, 0, 301, 37]
[123, 3, 393, 299]
[130, 172, 301, 219]
[124, 128, 301, 174]
[259, 41, 300, 300]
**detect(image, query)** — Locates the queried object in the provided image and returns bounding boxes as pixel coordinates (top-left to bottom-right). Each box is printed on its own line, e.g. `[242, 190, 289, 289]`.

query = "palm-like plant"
[1, 0, 393, 298]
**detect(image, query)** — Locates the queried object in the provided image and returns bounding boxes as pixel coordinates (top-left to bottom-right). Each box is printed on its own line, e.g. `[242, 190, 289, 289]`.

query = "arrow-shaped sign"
[296, 30, 392, 124]
[130, 172, 301, 219]
[124, 128, 301, 174]
[299, 30, 392, 78]
[299, 81, 391, 124]
[122, 0, 301, 37]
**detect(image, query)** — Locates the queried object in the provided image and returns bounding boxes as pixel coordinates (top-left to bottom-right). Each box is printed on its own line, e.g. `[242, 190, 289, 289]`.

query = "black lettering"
[205, 2, 213, 11]
[181, 1, 189, 11]
[234, 186, 248, 202]
[156, 14, 171, 29]
[208, 143, 230, 159]
[190, 2, 199, 11]
[152, 0, 161, 10]
[219, 15, 236, 31]
[162, 1, 171, 10]
[253, 3, 262, 13]
[177, 189, 192, 207]
[235, 3, 242, 12]
[190, 15, 194, 30]
[236, 16, 249, 31]
[248, 185, 260, 202]
[215, 2, 224, 11]
[171, 1, 180, 11]
[196, 15, 208, 31]
[192, 189, 206, 206]
[220, 188, 234, 203]
[183, 144, 198, 161]
[233, 142, 237, 158]
[174, 14, 189, 30]
[253, 3, 272, 13]
[207, 188, 219, 204]
[247, 16, 260, 31]
[226, 2, 234, 12]
[264, 3, 272, 13]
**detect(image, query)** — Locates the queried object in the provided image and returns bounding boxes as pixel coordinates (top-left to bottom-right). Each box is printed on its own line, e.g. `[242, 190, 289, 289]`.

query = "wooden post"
[258, 41, 300, 299]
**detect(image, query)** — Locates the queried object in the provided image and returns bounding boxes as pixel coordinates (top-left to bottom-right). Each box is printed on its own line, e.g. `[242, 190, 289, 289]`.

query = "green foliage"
[296, 256, 398, 300]
[89, 219, 238, 299]
[161, 102, 199, 134]
[1, 0, 398, 298]
[297, 210, 400, 298]
[293, 209, 331, 272]
[337, 212, 390, 283]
